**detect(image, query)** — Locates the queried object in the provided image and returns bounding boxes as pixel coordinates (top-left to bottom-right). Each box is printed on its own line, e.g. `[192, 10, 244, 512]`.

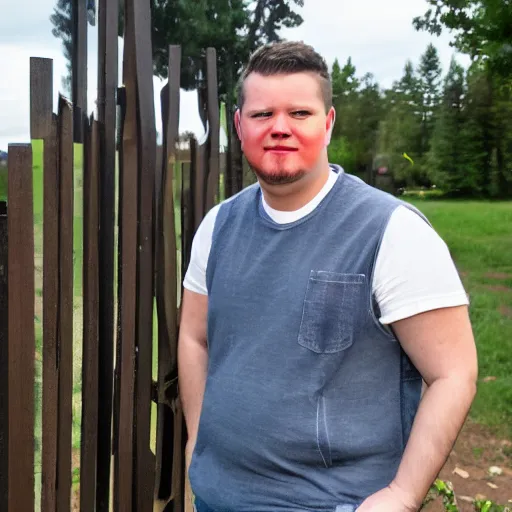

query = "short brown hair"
[237, 41, 332, 112]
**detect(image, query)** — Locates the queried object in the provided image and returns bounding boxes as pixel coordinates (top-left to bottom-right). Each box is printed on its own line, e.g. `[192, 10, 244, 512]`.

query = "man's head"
[237, 41, 332, 113]
[234, 41, 335, 187]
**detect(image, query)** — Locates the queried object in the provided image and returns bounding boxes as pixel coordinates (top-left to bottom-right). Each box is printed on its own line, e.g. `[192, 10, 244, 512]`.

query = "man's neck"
[259, 165, 331, 212]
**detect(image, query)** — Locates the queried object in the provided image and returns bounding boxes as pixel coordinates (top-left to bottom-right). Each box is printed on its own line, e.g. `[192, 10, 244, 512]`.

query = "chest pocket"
[298, 271, 365, 353]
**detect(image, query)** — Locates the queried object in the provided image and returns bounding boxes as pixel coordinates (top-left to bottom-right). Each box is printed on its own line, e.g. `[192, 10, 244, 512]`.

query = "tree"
[428, 58, 471, 193]
[418, 43, 442, 154]
[378, 61, 424, 186]
[49, 0, 73, 93]
[50, 0, 304, 96]
[331, 58, 360, 141]
[247, 0, 304, 50]
[413, 0, 512, 78]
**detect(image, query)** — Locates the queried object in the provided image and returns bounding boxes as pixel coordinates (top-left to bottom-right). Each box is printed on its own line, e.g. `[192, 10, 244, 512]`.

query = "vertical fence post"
[181, 161, 193, 278]
[205, 48, 220, 213]
[154, 44, 182, 511]
[72, 0, 87, 142]
[81, 117, 100, 512]
[56, 97, 74, 512]
[7, 144, 35, 512]
[41, 116, 59, 512]
[0, 200, 8, 512]
[113, 14, 137, 505]
[30, 56, 59, 512]
[96, 0, 119, 504]
[131, 0, 158, 508]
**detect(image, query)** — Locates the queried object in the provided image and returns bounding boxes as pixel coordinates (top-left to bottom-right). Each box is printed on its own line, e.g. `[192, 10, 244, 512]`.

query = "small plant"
[423, 479, 511, 512]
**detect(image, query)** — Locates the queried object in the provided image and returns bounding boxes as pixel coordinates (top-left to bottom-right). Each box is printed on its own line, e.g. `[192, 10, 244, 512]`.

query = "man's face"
[235, 72, 335, 186]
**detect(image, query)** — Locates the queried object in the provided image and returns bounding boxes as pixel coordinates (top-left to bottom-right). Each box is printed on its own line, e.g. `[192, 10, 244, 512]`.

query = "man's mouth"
[264, 146, 299, 153]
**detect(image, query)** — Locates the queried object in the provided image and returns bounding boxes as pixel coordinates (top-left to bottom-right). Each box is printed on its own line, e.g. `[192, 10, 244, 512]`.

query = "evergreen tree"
[428, 58, 471, 193]
[418, 43, 442, 154]
[378, 61, 423, 186]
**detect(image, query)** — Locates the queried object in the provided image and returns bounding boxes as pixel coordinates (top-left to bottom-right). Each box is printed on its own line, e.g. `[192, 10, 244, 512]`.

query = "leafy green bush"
[423, 479, 511, 511]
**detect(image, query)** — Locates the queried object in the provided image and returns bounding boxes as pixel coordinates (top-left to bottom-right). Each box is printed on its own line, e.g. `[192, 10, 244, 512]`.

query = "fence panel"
[80, 117, 100, 511]
[56, 97, 74, 512]
[7, 143, 35, 512]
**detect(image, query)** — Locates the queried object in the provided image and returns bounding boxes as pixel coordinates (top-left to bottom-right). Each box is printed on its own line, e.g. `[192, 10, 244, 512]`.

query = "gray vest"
[189, 167, 423, 512]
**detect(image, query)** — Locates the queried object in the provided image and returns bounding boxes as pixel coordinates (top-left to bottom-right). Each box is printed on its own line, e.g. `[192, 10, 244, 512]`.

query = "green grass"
[406, 199, 512, 437]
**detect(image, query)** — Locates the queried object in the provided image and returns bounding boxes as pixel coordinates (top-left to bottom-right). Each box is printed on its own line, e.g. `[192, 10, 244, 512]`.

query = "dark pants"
[193, 496, 358, 512]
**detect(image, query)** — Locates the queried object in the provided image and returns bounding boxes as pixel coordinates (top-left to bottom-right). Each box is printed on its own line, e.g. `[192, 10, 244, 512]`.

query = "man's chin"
[252, 167, 306, 186]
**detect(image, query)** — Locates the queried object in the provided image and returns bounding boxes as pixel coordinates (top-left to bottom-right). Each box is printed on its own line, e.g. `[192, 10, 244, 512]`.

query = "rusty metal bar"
[7, 143, 35, 512]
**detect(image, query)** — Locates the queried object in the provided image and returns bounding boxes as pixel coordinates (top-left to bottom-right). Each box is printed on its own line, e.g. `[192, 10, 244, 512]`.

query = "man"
[178, 41, 477, 512]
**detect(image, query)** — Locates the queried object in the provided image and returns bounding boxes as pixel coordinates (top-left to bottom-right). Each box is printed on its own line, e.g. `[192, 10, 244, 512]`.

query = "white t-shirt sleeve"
[373, 205, 469, 325]
[182, 204, 220, 295]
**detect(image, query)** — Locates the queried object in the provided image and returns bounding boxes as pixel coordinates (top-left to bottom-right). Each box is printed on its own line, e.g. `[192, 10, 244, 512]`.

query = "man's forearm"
[178, 336, 208, 442]
[391, 376, 477, 509]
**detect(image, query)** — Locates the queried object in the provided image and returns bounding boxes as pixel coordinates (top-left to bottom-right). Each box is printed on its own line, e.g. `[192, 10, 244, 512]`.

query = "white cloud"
[1, 0, 471, 150]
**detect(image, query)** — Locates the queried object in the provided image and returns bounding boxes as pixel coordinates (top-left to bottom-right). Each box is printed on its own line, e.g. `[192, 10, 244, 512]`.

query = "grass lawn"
[406, 199, 512, 438]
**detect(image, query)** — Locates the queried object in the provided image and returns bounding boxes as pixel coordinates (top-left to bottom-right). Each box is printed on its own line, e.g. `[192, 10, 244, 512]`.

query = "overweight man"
[178, 41, 478, 512]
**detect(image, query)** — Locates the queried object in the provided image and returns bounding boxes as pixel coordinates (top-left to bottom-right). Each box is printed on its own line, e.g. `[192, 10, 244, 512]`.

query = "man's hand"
[356, 482, 419, 512]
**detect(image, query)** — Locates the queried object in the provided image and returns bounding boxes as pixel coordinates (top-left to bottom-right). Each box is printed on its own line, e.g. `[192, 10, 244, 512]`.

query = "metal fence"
[0, 0, 244, 510]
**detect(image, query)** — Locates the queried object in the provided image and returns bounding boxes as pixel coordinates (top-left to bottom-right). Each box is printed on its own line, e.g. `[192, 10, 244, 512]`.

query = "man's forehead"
[243, 72, 324, 105]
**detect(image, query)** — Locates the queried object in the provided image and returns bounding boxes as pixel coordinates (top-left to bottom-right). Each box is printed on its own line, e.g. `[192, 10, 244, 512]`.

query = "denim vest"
[188, 167, 423, 512]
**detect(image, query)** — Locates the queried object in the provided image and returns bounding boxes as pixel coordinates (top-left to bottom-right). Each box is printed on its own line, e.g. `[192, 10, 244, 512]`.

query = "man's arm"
[358, 305, 478, 511]
[178, 289, 209, 460]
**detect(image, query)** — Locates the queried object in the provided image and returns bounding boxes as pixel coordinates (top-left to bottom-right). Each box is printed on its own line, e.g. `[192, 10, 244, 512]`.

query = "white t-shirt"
[184, 170, 469, 325]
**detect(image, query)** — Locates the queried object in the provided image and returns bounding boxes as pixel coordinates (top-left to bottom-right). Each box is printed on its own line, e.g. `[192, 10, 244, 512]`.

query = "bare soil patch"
[423, 421, 512, 511]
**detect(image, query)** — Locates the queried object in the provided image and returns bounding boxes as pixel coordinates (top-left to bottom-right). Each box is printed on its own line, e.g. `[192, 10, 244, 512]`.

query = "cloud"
[1, 0, 471, 150]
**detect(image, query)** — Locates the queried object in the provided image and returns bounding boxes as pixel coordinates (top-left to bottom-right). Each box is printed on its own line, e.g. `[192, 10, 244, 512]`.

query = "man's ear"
[234, 109, 242, 142]
[325, 107, 336, 146]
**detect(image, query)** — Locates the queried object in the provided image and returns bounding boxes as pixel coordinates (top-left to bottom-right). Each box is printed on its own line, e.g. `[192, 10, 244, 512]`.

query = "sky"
[0, 0, 471, 151]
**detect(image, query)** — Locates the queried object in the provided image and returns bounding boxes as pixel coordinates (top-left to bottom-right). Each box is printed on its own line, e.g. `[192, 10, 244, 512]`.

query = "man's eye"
[292, 110, 310, 117]
[252, 112, 272, 118]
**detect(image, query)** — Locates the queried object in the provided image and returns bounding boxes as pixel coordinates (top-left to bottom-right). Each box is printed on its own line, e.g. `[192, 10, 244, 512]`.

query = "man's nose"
[270, 114, 291, 138]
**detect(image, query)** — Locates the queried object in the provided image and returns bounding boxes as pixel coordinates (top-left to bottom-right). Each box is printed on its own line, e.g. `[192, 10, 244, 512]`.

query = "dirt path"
[424, 420, 512, 510]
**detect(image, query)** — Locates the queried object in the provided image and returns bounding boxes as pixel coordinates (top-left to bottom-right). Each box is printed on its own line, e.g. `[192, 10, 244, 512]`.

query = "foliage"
[423, 479, 511, 511]
[412, 0, 512, 79]
[329, 40, 512, 197]
[50, 0, 304, 98]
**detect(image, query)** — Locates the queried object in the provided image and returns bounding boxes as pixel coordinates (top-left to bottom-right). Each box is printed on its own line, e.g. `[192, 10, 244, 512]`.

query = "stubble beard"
[249, 163, 307, 186]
